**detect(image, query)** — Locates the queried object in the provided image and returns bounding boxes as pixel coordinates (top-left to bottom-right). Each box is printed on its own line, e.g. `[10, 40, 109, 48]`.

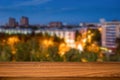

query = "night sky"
[0, 0, 120, 25]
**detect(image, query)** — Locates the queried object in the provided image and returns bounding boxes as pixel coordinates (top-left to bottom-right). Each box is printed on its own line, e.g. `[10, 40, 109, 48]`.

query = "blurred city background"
[0, 0, 120, 62]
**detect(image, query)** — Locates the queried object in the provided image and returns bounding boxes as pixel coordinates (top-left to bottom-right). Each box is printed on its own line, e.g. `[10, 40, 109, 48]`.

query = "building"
[35, 28, 77, 48]
[49, 22, 63, 27]
[116, 25, 120, 38]
[9, 17, 16, 27]
[80, 23, 100, 29]
[101, 20, 120, 50]
[20, 16, 29, 26]
[0, 27, 33, 35]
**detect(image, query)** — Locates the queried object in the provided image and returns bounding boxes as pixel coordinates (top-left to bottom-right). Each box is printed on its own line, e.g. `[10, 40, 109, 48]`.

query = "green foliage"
[15, 42, 31, 61]
[47, 46, 63, 62]
[31, 45, 63, 62]
[28, 38, 41, 61]
[65, 49, 81, 62]
[30, 44, 48, 61]
[0, 44, 12, 62]
[12, 33, 64, 62]
[1, 33, 120, 62]
[109, 54, 120, 61]
[81, 51, 98, 62]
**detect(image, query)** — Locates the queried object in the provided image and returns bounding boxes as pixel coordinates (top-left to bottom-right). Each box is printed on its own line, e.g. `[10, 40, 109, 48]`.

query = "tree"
[0, 44, 12, 62]
[64, 49, 81, 62]
[81, 51, 98, 62]
[88, 29, 101, 45]
[53, 34, 63, 43]
[15, 42, 31, 61]
[116, 38, 120, 54]
[27, 38, 40, 61]
[47, 46, 63, 62]
[75, 30, 82, 41]
[109, 54, 120, 61]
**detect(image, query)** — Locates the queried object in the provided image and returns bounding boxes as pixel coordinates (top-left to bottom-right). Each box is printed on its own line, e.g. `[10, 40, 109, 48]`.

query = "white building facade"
[101, 21, 120, 49]
[35, 29, 76, 48]
[0, 28, 33, 34]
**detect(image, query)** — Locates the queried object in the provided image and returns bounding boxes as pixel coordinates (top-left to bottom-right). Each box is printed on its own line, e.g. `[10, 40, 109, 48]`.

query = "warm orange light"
[87, 43, 100, 53]
[43, 40, 48, 46]
[7, 36, 19, 46]
[59, 43, 70, 56]
[77, 44, 83, 51]
[7, 36, 19, 55]
[43, 39, 54, 47]
[98, 27, 102, 32]
[88, 30, 91, 34]
[81, 58, 88, 62]
[82, 38, 87, 43]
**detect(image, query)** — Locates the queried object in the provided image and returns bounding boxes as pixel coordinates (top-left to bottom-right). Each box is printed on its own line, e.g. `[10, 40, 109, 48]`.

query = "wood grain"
[0, 62, 120, 78]
[0, 77, 120, 80]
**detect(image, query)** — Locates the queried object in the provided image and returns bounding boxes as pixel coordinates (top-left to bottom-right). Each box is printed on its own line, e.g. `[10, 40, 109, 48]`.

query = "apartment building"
[101, 21, 120, 50]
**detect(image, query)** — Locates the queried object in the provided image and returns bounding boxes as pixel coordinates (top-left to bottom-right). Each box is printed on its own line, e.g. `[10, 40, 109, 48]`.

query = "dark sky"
[0, 0, 120, 25]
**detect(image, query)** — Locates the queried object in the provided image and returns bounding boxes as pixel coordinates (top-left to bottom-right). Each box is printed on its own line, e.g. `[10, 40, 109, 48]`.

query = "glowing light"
[43, 40, 48, 45]
[81, 58, 88, 62]
[65, 39, 75, 48]
[82, 39, 87, 43]
[43, 39, 54, 47]
[59, 43, 70, 56]
[12, 50, 16, 55]
[65, 39, 74, 44]
[87, 35, 92, 43]
[100, 47, 108, 51]
[7, 36, 19, 46]
[77, 44, 83, 51]
[88, 30, 91, 34]
[48, 40, 53, 45]
[86, 43, 100, 53]
[108, 50, 112, 53]
[7, 36, 19, 55]
[70, 44, 76, 48]
[98, 27, 102, 32]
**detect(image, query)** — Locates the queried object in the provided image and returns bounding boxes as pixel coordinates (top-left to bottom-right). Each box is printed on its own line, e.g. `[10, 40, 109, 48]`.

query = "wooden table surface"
[0, 62, 120, 80]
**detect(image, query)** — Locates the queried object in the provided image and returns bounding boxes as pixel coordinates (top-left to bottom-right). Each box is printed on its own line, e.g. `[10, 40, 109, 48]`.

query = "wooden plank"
[0, 62, 120, 77]
[0, 77, 120, 80]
